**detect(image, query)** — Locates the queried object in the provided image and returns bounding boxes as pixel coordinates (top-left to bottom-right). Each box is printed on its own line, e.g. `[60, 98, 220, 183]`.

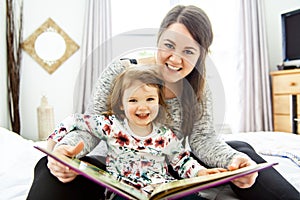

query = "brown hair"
[106, 64, 168, 123]
[157, 5, 213, 136]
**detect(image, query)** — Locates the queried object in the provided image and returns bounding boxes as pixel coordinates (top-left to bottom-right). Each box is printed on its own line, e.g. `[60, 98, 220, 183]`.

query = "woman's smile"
[157, 23, 200, 84]
[165, 63, 182, 71]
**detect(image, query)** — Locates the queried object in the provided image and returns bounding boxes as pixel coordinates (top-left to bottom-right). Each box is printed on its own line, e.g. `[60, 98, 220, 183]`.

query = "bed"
[0, 127, 299, 200]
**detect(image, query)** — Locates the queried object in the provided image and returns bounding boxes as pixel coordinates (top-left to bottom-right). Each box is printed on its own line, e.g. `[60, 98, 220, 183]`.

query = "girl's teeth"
[137, 113, 149, 117]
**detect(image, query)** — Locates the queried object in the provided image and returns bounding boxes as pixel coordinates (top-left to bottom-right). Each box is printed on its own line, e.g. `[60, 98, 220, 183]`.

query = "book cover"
[34, 146, 277, 200]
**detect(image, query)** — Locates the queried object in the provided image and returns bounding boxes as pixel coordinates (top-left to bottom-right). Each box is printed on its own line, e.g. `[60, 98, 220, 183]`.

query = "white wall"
[20, 0, 86, 140]
[3, 0, 300, 140]
[263, 0, 300, 71]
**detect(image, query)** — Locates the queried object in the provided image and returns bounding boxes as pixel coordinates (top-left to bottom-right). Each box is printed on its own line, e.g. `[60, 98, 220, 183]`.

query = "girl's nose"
[137, 102, 148, 110]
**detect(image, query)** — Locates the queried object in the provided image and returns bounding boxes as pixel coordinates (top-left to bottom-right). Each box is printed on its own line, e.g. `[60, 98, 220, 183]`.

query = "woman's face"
[157, 23, 201, 83]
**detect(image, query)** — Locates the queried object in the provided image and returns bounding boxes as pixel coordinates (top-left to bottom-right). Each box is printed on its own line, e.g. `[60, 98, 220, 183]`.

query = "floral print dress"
[49, 114, 205, 191]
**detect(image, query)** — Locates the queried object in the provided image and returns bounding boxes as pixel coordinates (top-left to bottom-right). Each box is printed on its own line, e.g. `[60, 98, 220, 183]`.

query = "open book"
[34, 146, 277, 200]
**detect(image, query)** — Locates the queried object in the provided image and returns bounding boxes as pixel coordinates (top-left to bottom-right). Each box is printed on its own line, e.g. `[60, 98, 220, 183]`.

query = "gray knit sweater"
[58, 60, 245, 168]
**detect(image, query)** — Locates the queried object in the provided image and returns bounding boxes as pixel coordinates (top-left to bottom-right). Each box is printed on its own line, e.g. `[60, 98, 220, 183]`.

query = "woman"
[27, 5, 299, 200]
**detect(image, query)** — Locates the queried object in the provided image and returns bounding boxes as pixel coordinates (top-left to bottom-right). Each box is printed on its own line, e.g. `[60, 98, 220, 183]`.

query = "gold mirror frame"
[22, 18, 79, 74]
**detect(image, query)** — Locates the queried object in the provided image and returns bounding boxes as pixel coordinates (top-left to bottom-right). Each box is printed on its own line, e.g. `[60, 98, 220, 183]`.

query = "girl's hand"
[197, 167, 227, 176]
[228, 156, 258, 188]
[47, 141, 84, 183]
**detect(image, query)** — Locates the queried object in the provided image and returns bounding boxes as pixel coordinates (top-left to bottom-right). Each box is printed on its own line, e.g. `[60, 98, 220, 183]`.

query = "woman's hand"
[197, 167, 227, 176]
[228, 156, 258, 188]
[47, 141, 84, 183]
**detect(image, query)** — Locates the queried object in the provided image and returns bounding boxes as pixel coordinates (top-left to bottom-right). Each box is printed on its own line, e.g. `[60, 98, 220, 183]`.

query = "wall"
[20, 0, 86, 140]
[3, 0, 300, 140]
[264, 0, 300, 71]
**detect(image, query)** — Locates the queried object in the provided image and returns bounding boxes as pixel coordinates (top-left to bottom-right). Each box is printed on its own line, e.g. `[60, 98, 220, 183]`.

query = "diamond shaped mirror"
[22, 18, 79, 74]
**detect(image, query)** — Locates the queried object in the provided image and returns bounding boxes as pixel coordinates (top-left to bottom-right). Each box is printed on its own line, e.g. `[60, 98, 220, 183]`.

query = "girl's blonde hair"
[106, 64, 168, 123]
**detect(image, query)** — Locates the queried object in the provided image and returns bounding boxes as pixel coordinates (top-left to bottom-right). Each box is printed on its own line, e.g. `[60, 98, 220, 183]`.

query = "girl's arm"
[162, 128, 205, 178]
[52, 114, 114, 157]
[49, 114, 109, 141]
[165, 129, 227, 178]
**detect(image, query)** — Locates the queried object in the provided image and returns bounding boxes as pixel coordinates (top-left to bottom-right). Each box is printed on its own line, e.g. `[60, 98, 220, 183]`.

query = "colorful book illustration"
[34, 146, 277, 200]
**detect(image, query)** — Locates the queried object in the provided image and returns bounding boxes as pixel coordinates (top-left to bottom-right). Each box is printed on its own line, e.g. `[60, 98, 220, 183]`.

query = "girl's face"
[157, 23, 201, 83]
[121, 81, 160, 132]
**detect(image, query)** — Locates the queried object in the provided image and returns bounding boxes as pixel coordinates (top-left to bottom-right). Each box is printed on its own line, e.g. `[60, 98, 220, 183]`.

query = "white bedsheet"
[223, 131, 300, 192]
[0, 128, 299, 200]
[0, 127, 46, 200]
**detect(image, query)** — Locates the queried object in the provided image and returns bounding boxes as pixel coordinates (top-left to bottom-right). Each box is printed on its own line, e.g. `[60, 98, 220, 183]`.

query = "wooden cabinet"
[270, 69, 300, 134]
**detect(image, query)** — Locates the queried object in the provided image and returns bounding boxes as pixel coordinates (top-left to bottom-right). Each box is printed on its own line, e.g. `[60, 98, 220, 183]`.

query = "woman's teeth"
[166, 64, 181, 71]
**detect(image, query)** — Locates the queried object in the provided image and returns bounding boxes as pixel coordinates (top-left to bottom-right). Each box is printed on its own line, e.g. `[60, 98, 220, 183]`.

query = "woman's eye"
[164, 43, 174, 49]
[184, 50, 194, 55]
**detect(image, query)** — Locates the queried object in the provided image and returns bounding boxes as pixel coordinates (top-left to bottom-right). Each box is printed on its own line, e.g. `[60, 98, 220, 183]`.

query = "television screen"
[282, 8, 300, 66]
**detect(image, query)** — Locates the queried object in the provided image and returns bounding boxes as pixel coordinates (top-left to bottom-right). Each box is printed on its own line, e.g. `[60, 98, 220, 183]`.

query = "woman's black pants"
[27, 141, 300, 200]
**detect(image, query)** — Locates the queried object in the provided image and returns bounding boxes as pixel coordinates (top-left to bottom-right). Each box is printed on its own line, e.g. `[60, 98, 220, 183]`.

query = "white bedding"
[223, 131, 300, 191]
[0, 127, 46, 200]
[0, 128, 299, 200]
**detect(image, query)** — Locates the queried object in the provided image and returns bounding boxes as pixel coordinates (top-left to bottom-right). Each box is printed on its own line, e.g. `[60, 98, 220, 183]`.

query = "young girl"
[47, 64, 225, 197]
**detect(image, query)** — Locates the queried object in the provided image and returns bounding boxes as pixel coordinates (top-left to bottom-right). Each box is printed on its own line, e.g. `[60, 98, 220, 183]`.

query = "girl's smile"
[121, 80, 160, 136]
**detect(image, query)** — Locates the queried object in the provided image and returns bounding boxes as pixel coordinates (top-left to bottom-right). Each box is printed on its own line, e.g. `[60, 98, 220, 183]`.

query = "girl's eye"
[164, 43, 174, 49]
[147, 98, 155, 101]
[128, 99, 137, 103]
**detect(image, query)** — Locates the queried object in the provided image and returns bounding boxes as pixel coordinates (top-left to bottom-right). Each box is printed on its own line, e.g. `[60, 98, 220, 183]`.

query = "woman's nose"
[169, 52, 182, 64]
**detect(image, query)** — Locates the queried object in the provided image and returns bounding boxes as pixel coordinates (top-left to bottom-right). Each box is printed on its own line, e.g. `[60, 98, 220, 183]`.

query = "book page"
[150, 162, 277, 200]
[34, 146, 148, 200]
[35, 146, 277, 200]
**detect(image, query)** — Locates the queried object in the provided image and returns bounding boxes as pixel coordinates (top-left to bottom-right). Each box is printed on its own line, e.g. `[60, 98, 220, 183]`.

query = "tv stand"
[270, 69, 300, 134]
[277, 64, 300, 70]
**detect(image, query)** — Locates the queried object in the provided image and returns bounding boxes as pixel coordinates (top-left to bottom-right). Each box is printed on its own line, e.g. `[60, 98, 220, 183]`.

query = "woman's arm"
[86, 57, 155, 114]
[189, 85, 246, 168]
[86, 60, 128, 115]
[188, 85, 258, 188]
